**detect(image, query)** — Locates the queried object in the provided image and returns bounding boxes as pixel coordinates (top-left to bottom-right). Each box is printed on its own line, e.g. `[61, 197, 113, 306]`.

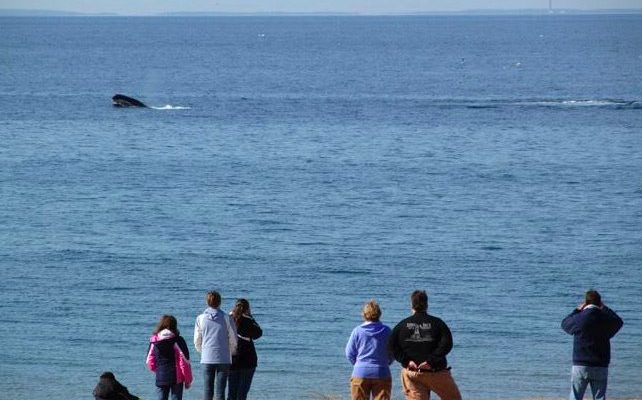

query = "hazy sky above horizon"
[2, 0, 642, 15]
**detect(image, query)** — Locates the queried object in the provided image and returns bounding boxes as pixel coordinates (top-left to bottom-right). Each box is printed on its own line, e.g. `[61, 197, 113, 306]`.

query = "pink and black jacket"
[146, 329, 193, 387]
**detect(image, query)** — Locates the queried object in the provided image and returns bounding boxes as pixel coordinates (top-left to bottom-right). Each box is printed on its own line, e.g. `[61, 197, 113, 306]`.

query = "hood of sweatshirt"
[204, 307, 223, 321]
[360, 321, 389, 337]
[150, 329, 176, 343]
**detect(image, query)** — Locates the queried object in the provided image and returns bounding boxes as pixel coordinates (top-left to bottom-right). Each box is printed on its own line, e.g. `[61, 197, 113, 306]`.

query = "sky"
[1, 0, 642, 15]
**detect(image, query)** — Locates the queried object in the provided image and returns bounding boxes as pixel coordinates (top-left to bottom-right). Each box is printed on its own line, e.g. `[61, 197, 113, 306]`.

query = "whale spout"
[112, 94, 147, 108]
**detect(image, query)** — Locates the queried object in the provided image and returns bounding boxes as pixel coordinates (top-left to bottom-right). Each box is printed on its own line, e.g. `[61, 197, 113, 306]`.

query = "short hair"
[207, 290, 221, 308]
[585, 289, 602, 306]
[411, 290, 428, 312]
[362, 300, 382, 322]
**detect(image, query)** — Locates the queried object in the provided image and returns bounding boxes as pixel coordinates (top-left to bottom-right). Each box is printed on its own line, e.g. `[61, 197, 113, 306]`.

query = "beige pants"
[350, 376, 392, 400]
[400, 368, 462, 400]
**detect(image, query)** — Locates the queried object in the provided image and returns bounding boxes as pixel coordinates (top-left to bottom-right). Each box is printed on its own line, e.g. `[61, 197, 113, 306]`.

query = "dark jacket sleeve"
[177, 336, 190, 360]
[114, 380, 140, 400]
[388, 321, 407, 366]
[561, 309, 581, 334]
[433, 319, 454, 357]
[602, 306, 624, 338]
[246, 317, 263, 340]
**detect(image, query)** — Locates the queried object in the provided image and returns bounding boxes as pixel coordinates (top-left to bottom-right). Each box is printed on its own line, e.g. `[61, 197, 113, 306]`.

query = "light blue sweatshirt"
[345, 321, 393, 378]
[194, 307, 238, 364]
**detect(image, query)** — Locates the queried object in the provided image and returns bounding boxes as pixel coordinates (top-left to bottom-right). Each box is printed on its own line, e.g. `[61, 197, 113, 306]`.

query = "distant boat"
[112, 94, 147, 108]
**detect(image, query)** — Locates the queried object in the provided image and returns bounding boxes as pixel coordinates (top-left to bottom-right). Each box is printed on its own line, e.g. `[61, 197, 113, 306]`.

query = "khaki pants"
[350, 376, 392, 400]
[400, 368, 462, 400]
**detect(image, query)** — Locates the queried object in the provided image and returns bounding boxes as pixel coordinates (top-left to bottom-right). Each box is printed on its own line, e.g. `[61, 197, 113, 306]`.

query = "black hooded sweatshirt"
[388, 311, 454, 371]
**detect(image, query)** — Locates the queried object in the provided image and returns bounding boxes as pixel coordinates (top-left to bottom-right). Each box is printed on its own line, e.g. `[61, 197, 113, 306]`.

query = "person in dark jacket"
[562, 289, 623, 400]
[146, 315, 193, 400]
[227, 298, 263, 400]
[93, 371, 140, 400]
[388, 290, 461, 400]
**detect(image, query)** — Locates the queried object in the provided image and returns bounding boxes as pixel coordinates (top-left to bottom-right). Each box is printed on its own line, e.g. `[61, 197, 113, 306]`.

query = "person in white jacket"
[195, 290, 238, 400]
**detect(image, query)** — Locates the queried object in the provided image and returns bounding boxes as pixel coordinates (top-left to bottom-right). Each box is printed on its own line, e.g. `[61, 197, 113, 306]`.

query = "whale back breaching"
[112, 94, 147, 108]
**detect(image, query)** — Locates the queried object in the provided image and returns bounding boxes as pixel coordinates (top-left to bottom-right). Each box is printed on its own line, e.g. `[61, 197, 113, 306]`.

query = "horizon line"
[2, 7, 642, 17]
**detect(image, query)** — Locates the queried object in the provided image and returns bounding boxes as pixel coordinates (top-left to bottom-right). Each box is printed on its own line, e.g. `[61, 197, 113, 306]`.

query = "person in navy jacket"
[561, 289, 623, 400]
[146, 315, 193, 400]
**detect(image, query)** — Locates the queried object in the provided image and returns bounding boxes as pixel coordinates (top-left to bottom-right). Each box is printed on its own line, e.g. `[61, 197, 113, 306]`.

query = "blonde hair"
[362, 300, 382, 322]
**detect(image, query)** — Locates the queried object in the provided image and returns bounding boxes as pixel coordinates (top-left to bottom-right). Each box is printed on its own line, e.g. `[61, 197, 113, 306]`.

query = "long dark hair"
[153, 314, 180, 335]
[231, 299, 251, 325]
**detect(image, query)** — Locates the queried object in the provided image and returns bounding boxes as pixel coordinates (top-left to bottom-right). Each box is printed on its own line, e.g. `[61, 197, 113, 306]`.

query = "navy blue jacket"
[561, 306, 623, 367]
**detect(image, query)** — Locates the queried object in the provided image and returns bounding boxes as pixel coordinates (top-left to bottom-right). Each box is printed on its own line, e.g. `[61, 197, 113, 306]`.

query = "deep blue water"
[1, 15, 641, 399]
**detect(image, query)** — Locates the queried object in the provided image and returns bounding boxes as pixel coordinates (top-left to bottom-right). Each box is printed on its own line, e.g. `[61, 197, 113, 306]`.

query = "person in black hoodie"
[93, 371, 140, 400]
[227, 299, 263, 400]
[562, 289, 623, 400]
[388, 290, 462, 400]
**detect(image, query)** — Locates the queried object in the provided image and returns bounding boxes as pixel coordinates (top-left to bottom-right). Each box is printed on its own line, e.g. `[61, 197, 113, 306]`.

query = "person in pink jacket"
[146, 315, 193, 400]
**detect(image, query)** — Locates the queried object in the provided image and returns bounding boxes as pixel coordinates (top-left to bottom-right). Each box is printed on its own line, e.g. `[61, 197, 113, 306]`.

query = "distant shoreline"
[2, 8, 642, 17]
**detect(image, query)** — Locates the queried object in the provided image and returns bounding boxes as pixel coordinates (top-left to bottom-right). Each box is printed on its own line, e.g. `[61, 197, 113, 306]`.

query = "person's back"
[93, 371, 140, 400]
[562, 305, 622, 367]
[391, 312, 452, 371]
[561, 289, 623, 400]
[196, 307, 235, 363]
[346, 300, 393, 400]
[195, 290, 238, 400]
[388, 290, 461, 400]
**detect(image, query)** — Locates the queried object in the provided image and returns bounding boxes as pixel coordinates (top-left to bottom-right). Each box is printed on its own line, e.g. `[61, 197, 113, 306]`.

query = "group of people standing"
[94, 288, 622, 400]
[346, 290, 462, 400]
[145, 291, 262, 400]
[346, 289, 623, 400]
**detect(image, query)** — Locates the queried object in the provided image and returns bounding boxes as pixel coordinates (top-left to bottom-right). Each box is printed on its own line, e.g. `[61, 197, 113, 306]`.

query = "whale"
[112, 94, 147, 108]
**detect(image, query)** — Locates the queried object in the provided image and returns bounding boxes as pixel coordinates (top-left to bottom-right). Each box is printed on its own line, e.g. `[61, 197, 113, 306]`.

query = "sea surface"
[1, 15, 641, 400]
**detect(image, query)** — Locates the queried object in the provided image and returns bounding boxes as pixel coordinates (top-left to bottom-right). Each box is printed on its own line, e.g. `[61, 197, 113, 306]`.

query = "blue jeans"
[157, 383, 184, 400]
[203, 363, 230, 400]
[570, 366, 608, 400]
[228, 368, 256, 400]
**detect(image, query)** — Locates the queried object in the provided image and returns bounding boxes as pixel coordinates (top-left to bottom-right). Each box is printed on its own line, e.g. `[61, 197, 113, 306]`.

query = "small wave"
[527, 99, 642, 109]
[150, 105, 191, 110]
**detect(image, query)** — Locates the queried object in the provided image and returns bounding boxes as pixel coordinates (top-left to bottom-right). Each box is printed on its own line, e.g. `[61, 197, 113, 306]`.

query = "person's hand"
[577, 302, 586, 311]
[407, 360, 418, 370]
[185, 383, 191, 390]
[417, 361, 431, 370]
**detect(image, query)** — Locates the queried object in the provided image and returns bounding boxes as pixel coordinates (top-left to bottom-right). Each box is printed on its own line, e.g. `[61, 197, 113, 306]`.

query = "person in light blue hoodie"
[346, 300, 394, 400]
[194, 290, 238, 400]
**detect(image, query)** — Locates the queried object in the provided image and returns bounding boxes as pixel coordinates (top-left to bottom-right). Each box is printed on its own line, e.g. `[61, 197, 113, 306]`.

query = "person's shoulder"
[426, 313, 449, 326]
[392, 314, 413, 327]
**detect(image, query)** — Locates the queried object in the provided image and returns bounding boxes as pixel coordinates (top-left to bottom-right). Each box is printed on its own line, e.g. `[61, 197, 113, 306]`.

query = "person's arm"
[345, 328, 358, 365]
[388, 322, 407, 366]
[145, 342, 157, 372]
[246, 317, 263, 340]
[176, 338, 193, 389]
[424, 319, 453, 367]
[194, 315, 203, 353]
[225, 313, 238, 356]
[602, 306, 624, 338]
[561, 308, 582, 334]
[385, 327, 395, 365]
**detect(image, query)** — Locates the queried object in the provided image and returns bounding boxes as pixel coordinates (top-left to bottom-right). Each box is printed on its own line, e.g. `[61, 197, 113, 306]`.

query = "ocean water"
[1, 15, 641, 400]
